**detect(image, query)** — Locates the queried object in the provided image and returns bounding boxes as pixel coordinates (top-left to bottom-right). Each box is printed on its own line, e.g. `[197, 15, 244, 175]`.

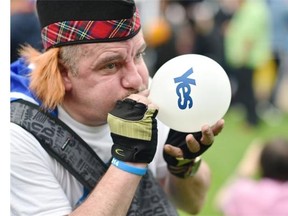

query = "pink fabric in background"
[221, 178, 288, 216]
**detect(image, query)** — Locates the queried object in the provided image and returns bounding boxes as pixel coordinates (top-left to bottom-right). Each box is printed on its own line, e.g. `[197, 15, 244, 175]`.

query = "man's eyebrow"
[100, 54, 123, 65]
[88, 53, 122, 70]
[96, 43, 147, 66]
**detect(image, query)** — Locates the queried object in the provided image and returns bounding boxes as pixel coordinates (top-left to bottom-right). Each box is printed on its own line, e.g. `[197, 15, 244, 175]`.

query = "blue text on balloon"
[174, 68, 196, 110]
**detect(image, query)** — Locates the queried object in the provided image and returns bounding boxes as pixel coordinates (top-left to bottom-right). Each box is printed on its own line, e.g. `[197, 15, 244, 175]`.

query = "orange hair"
[20, 46, 65, 110]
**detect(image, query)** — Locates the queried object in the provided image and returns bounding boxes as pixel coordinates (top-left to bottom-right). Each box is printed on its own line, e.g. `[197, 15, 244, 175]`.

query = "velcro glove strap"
[167, 157, 202, 178]
[108, 98, 158, 163]
[163, 129, 210, 178]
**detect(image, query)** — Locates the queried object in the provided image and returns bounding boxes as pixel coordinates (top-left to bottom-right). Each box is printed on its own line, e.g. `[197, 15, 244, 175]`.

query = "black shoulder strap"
[10, 99, 107, 191]
[11, 99, 179, 216]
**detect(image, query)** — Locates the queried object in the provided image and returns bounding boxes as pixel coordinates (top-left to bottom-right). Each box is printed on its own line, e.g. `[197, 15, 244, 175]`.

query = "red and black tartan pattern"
[41, 10, 141, 50]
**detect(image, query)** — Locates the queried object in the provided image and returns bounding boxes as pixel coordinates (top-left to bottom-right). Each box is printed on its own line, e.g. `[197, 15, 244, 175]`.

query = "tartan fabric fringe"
[41, 10, 141, 50]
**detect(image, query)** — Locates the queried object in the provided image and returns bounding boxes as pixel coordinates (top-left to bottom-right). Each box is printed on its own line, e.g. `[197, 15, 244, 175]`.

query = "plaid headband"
[41, 9, 141, 50]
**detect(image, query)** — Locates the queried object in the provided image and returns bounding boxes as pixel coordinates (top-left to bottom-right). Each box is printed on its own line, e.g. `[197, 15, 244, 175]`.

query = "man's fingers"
[198, 119, 225, 146]
[164, 119, 225, 160]
[164, 144, 183, 158]
[200, 126, 214, 145]
[211, 119, 225, 136]
[138, 89, 149, 96]
[186, 134, 201, 152]
[127, 93, 158, 110]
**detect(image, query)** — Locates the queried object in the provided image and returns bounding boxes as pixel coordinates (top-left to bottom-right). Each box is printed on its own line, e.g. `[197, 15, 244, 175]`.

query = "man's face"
[62, 31, 150, 126]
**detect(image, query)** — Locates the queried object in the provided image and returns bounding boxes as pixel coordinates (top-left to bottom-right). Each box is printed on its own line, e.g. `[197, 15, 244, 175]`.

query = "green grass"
[178, 106, 288, 216]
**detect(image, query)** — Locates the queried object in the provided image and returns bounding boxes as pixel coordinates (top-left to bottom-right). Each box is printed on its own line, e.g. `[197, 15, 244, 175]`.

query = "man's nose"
[121, 62, 143, 90]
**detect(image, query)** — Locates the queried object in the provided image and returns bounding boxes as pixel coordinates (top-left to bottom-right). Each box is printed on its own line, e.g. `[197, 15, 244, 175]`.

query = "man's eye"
[136, 51, 145, 59]
[106, 63, 116, 69]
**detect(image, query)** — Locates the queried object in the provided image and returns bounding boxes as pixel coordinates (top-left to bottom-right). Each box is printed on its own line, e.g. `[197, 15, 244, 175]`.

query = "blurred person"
[135, 0, 162, 30]
[187, 0, 219, 60]
[144, 16, 175, 77]
[215, 137, 288, 216]
[224, 0, 271, 127]
[10, 0, 226, 215]
[265, 0, 288, 113]
[151, 20, 197, 77]
[213, 0, 235, 75]
[10, 0, 43, 63]
[146, 0, 210, 77]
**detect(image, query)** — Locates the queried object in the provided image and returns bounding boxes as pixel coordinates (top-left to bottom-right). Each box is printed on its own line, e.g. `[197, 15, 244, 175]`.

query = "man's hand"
[164, 119, 225, 158]
[163, 119, 224, 178]
[108, 92, 159, 163]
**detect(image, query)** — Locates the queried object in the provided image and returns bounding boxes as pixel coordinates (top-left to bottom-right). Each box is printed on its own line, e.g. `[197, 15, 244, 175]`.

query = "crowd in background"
[10, 1, 288, 215]
[10, 0, 42, 63]
[136, 0, 288, 128]
[11, 0, 288, 127]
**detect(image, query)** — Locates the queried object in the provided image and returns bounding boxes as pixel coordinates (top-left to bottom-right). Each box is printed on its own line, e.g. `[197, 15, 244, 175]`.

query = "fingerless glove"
[108, 98, 158, 163]
[163, 129, 210, 178]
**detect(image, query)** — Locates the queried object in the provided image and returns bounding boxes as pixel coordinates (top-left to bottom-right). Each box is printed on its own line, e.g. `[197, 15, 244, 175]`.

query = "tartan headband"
[36, 0, 141, 50]
[41, 10, 141, 50]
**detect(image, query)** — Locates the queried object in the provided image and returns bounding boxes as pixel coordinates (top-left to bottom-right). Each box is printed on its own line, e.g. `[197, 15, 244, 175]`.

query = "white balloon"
[149, 54, 232, 132]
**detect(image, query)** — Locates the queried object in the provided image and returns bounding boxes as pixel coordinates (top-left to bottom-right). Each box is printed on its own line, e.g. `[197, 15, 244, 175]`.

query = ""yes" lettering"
[174, 68, 196, 109]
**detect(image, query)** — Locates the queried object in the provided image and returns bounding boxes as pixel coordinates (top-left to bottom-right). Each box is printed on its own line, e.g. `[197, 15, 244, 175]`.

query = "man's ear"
[59, 62, 72, 90]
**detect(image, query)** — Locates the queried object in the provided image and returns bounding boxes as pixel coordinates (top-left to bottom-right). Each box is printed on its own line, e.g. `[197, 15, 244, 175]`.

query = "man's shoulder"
[10, 121, 41, 150]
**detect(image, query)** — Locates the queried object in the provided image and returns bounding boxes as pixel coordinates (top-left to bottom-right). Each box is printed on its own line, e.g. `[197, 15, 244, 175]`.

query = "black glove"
[108, 98, 158, 163]
[163, 129, 211, 178]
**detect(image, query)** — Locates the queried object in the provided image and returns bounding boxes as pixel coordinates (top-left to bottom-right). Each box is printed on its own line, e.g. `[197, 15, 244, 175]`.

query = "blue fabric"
[75, 187, 90, 207]
[267, 0, 288, 54]
[11, 59, 36, 101]
[10, 58, 58, 116]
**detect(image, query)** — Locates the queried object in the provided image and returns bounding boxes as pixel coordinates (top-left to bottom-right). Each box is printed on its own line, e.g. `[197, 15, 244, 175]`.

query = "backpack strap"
[131, 170, 179, 215]
[10, 99, 107, 190]
[10, 99, 179, 216]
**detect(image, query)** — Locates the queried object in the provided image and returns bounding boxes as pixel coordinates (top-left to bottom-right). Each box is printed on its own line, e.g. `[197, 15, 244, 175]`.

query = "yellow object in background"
[143, 18, 172, 48]
[253, 59, 277, 101]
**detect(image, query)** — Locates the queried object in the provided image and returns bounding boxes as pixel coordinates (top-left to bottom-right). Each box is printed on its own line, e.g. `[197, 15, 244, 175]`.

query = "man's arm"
[71, 163, 146, 216]
[162, 119, 224, 214]
[71, 93, 159, 216]
[163, 160, 211, 214]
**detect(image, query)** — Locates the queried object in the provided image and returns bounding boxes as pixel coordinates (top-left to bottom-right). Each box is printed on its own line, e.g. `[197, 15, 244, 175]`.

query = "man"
[10, 0, 224, 215]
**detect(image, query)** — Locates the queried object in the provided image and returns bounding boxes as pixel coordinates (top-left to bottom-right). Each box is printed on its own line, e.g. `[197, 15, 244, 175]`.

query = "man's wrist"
[168, 156, 202, 178]
[111, 158, 148, 176]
